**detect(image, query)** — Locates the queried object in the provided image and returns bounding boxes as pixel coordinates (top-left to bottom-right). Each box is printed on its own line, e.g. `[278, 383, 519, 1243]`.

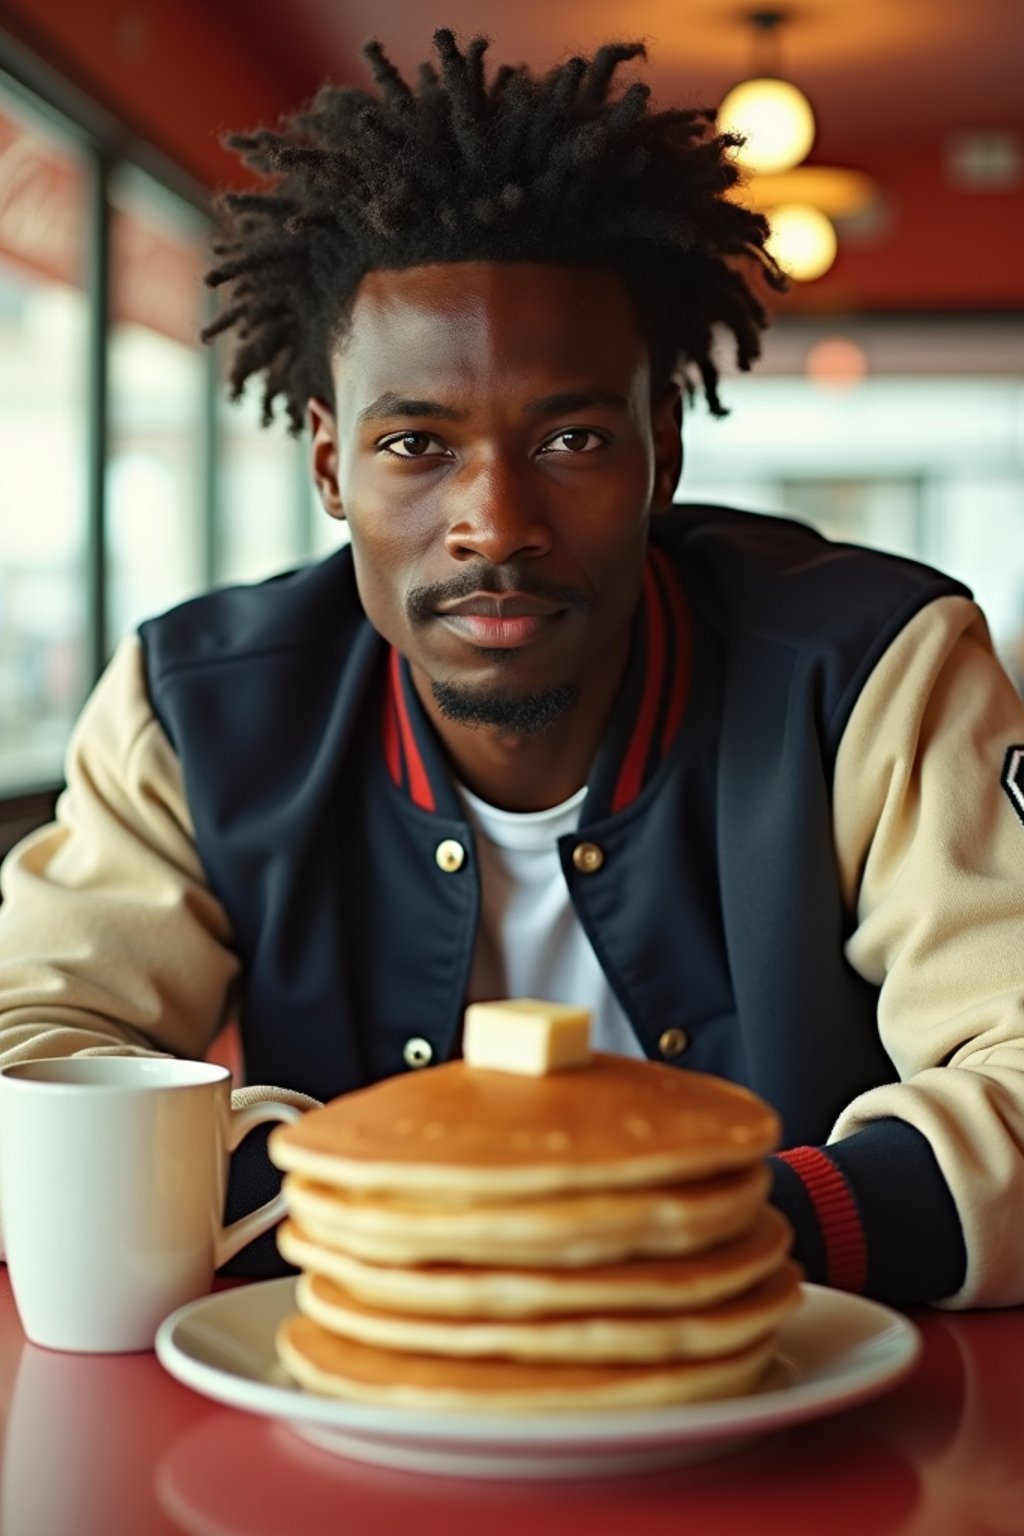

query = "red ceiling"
[2, 0, 1023, 312]
[224, 0, 1024, 158]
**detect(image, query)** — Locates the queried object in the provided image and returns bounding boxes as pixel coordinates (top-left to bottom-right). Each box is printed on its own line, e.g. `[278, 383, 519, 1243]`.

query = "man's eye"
[541, 429, 606, 455]
[380, 433, 449, 458]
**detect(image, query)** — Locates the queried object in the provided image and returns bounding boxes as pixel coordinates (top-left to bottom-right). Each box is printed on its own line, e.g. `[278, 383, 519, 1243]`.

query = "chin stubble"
[429, 677, 580, 737]
[408, 566, 592, 737]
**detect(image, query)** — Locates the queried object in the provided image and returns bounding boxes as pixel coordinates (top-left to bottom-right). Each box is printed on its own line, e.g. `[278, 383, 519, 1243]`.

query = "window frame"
[0, 33, 305, 831]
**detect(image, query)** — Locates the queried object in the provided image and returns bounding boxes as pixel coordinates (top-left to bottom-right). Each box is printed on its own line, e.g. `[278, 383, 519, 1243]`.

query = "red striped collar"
[381, 543, 691, 817]
[382, 646, 437, 812]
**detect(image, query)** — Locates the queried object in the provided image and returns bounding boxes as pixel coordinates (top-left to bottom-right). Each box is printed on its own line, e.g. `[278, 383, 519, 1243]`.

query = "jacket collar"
[381, 543, 691, 820]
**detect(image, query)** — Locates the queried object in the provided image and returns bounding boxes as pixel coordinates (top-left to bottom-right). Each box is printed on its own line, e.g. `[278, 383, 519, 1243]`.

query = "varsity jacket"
[2, 505, 1024, 1307]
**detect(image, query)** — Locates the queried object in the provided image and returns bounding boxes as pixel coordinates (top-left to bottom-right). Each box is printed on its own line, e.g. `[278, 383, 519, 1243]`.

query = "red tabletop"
[0, 1268, 1020, 1536]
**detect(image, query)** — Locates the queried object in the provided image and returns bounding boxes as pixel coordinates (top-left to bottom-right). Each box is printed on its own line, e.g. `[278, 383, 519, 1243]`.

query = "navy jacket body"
[139, 505, 970, 1299]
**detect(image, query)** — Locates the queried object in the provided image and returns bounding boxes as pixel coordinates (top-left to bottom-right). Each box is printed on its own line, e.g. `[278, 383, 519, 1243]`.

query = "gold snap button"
[658, 1027, 688, 1059]
[572, 841, 604, 874]
[403, 1036, 434, 1069]
[435, 839, 466, 873]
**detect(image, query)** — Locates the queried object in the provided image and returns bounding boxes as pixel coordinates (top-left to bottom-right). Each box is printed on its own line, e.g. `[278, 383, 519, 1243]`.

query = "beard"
[407, 566, 592, 737]
[429, 675, 580, 737]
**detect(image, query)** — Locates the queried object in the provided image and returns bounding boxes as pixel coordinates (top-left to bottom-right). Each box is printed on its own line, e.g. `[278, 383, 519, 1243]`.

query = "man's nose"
[444, 457, 553, 564]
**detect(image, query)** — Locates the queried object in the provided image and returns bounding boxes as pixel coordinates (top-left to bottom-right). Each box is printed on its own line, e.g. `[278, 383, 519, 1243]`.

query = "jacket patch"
[1002, 745, 1024, 827]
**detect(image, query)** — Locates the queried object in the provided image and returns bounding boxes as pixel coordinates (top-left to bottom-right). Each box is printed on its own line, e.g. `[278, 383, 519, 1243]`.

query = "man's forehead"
[333, 260, 650, 398]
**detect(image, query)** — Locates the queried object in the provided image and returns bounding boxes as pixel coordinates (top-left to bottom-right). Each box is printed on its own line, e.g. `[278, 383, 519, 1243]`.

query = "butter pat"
[463, 1000, 592, 1076]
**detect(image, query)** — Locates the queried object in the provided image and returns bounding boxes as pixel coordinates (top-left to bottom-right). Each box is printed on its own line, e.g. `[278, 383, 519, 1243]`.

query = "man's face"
[310, 261, 680, 733]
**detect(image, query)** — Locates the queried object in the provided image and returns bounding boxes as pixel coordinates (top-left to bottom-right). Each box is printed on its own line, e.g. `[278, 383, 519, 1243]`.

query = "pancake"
[272, 1013, 793, 1414]
[277, 1205, 794, 1317]
[276, 1313, 777, 1412]
[282, 1162, 771, 1267]
[268, 1053, 780, 1201]
[295, 1260, 802, 1363]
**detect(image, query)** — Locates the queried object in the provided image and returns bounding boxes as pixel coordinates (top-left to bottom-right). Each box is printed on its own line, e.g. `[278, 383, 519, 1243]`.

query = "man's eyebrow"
[523, 388, 631, 417]
[357, 393, 466, 424]
[356, 387, 631, 425]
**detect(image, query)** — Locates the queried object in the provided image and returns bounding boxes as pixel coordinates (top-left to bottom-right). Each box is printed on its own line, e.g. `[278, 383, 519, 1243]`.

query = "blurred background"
[0, 0, 1022, 845]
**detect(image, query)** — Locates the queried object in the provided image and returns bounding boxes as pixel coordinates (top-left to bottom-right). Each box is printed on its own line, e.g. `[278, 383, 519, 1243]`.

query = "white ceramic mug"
[0, 1057, 303, 1353]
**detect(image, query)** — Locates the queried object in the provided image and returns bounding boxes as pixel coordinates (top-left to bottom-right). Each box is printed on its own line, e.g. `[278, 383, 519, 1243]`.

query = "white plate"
[155, 1279, 920, 1479]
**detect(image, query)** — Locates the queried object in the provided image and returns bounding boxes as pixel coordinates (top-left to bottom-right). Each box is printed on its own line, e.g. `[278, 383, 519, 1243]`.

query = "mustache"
[406, 568, 594, 624]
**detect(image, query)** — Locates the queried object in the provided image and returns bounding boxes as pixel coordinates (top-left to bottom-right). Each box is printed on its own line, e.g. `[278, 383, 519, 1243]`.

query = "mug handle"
[215, 1099, 305, 1267]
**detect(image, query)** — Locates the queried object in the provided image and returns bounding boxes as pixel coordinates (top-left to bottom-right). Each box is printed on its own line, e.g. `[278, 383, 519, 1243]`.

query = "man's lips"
[435, 594, 563, 619]
[434, 593, 566, 649]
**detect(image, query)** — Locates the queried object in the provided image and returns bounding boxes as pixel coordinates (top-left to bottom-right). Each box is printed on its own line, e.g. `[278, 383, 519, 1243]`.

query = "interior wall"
[1, 1, 1021, 307]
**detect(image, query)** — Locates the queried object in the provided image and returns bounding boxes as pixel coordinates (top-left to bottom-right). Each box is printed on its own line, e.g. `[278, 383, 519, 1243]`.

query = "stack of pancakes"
[268, 1047, 800, 1414]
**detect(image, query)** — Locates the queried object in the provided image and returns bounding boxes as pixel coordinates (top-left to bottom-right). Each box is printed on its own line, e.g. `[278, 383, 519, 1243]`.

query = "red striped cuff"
[777, 1146, 867, 1293]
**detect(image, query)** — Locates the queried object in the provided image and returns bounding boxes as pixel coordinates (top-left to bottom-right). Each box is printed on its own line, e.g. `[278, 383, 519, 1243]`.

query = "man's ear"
[650, 383, 683, 514]
[308, 397, 344, 519]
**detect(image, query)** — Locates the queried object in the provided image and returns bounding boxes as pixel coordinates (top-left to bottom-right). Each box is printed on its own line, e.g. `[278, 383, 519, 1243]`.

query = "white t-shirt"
[456, 782, 644, 1059]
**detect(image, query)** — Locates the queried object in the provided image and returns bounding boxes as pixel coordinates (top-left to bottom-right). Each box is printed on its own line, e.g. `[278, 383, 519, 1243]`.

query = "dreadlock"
[202, 29, 785, 432]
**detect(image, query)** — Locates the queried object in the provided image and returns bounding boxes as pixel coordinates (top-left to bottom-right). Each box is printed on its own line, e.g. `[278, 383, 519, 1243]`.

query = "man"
[2, 31, 1023, 1304]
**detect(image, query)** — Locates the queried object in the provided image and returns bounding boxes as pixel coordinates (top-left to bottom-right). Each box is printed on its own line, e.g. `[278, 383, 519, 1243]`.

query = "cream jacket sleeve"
[0, 636, 316, 1107]
[0, 636, 240, 1066]
[832, 594, 1024, 1308]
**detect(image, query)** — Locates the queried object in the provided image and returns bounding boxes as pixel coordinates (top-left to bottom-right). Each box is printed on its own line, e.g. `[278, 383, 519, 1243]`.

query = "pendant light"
[719, 11, 816, 176]
[719, 9, 841, 280]
[763, 203, 838, 282]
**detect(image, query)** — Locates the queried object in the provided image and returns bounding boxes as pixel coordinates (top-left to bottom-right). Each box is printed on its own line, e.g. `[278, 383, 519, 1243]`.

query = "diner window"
[216, 379, 312, 585]
[0, 59, 322, 818]
[0, 88, 90, 794]
[106, 168, 209, 647]
[682, 326, 1024, 687]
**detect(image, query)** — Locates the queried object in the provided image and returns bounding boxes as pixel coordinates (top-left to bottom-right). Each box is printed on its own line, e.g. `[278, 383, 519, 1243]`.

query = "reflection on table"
[0, 1272, 1021, 1536]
